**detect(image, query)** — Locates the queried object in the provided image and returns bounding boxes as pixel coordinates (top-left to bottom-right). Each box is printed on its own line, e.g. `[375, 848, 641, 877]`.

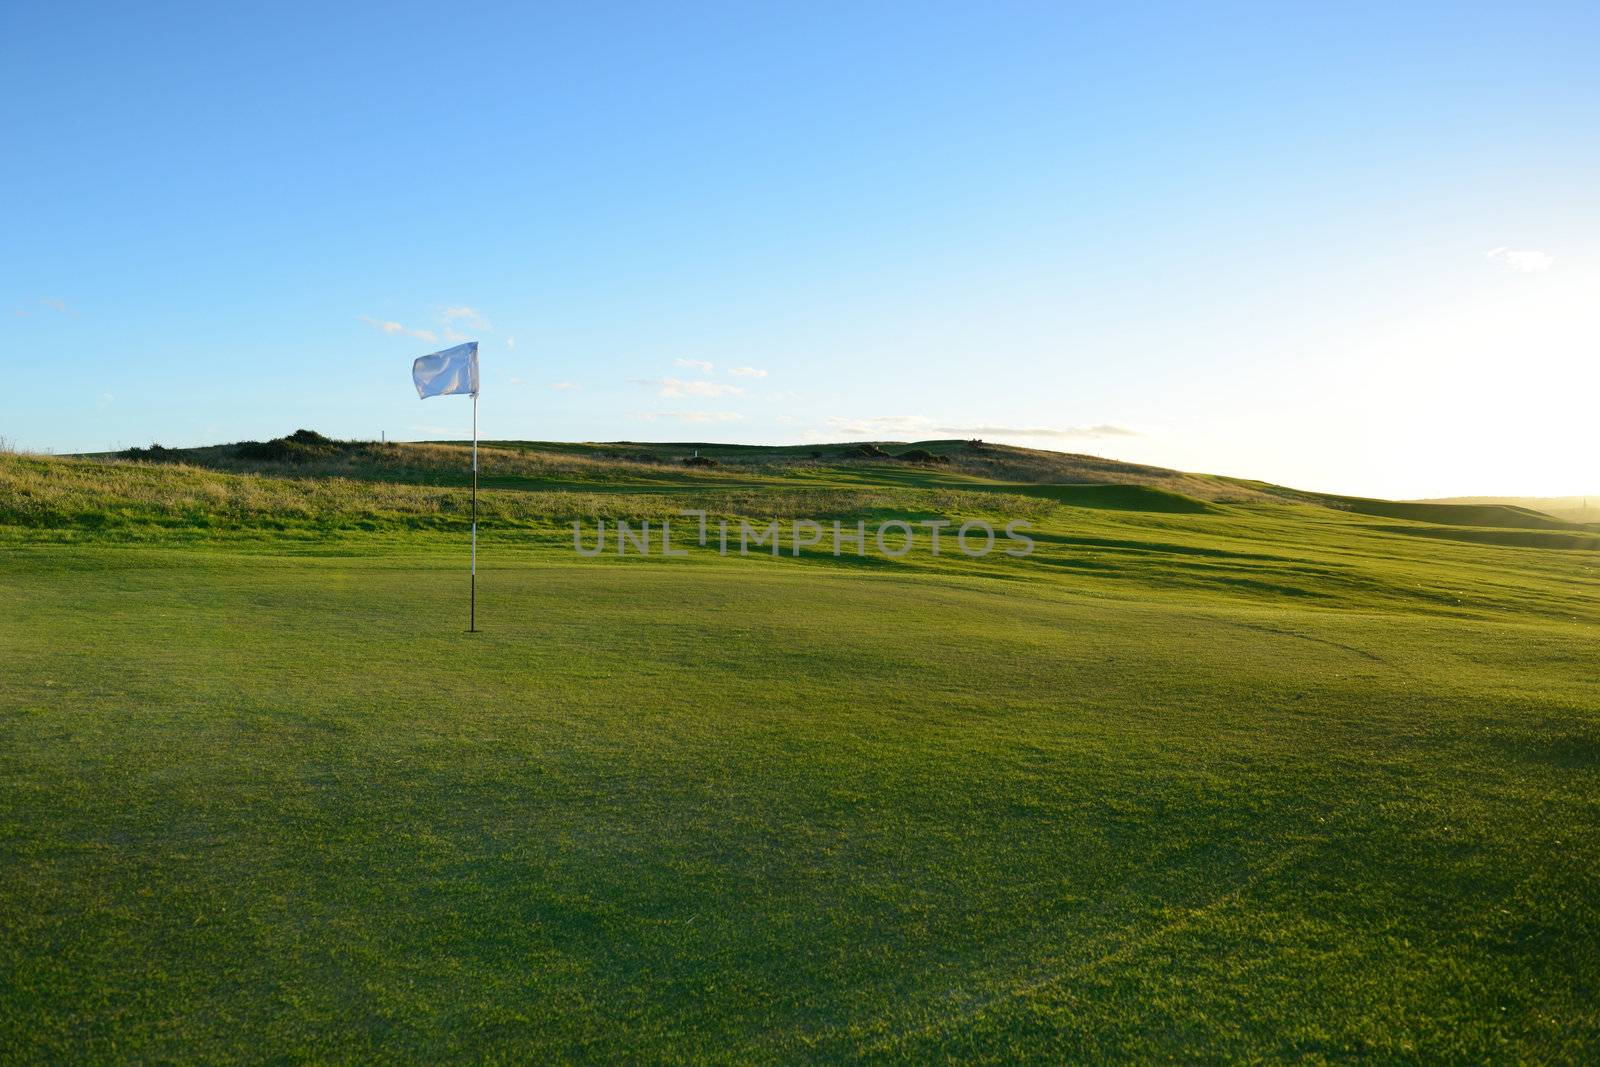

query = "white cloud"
[674, 358, 715, 373]
[636, 410, 743, 423]
[551, 381, 580, 391]
[631, 377, 744, 399]
[364, 305, 495, 343]
[15, 297, 77, 318]
[675, 380, 742, 398]
[509, 377, 526, 385]
[440, 305, 492, 331]
[812, 416, 1140, 441]
[1485, 246, 1555, 273]
[361, 316, 437, 342]
[96, 392, 114, 411]
[729, 366, 768, 378]
[506, 336, 516, 349]
[933, 423, 1140, 439]
[823, 415, 936, 437]
[819, 412, 1145, 438]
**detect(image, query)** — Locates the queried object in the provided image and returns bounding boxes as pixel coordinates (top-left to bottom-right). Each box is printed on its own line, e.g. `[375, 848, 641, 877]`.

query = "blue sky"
[3, 1, 1597, 498]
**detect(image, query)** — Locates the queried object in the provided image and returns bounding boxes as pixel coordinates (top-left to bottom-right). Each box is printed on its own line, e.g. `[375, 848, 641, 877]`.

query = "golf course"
[2, 435, 1597, 1061]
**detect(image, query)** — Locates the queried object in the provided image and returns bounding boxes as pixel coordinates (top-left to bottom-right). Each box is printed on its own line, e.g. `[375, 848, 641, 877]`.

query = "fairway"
[3, 443, 1599, 1061]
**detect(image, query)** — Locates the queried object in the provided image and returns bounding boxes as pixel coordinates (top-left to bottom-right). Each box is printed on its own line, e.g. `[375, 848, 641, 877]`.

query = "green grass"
[1328, 495, 1588, 531]
[3, 442, 1598, 1061]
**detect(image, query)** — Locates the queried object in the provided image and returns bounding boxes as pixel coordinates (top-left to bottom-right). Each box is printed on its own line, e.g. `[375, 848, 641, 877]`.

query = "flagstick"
[470, 390, 479, 632]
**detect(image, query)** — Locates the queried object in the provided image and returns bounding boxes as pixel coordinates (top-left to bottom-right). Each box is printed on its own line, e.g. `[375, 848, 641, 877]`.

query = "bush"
[850, 443, 889, 458]
[234, 429, 341, 463]
[683, 455, 719, 467]
[895, 448, 950, 465]
[122, 443, 174, 461]
[284, 429, 337, 448]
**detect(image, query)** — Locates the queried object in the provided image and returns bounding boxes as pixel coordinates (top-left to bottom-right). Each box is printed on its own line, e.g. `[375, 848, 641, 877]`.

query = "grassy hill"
[91, 430, 1277, 499]
[3, 434, 1599, 1061]
[1422, 495, 1600, 525]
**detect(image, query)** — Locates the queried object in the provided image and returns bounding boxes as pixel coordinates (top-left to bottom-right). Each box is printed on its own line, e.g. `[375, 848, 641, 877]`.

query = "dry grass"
[112, 440, 754, 486]
[0, 453, 1057, 535]
[91, 435, 1278, 502]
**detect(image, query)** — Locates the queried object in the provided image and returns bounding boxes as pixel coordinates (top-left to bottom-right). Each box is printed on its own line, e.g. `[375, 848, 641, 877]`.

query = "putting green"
[3, 535, 1597, 1061]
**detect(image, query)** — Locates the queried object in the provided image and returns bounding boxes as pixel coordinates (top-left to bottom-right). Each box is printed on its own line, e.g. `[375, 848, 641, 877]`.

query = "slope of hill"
[1421, 495, 1600, 524]
[52, 431, 1592, 540]
[1319, 496, 1588, 531]
[6, 437, 1597, 617]
[94, 431, 1277, 502]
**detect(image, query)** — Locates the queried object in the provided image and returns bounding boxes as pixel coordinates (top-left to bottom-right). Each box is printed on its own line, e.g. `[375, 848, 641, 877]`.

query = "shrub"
[122, 443, 174, 461]
[896, 448, 950, 464]
[234, 430, 341, 463]
[284, 429, 337, 448]
[683, 455, 719, 467]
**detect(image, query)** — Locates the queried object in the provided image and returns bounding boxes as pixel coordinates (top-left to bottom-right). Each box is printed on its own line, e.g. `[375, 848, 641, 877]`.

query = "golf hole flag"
[413, 340, 482, 632]
[413, 341, 479, 398]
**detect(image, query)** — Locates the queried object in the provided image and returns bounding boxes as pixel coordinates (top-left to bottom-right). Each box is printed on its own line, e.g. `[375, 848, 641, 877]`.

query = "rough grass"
[1331, 496, 1590, 531]
[2, 442, 1598, 1061]
[92, 435, 1281, 502]
[0, 453, 1066, 541]
[1422, 495, 1600, 525]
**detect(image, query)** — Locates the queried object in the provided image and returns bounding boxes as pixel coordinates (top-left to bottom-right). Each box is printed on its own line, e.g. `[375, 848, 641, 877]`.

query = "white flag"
[413, 341, 479, 399]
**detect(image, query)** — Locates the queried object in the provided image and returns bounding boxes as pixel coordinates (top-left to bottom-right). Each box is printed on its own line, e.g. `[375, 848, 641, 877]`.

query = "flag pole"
[470, 389, 478, 632]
